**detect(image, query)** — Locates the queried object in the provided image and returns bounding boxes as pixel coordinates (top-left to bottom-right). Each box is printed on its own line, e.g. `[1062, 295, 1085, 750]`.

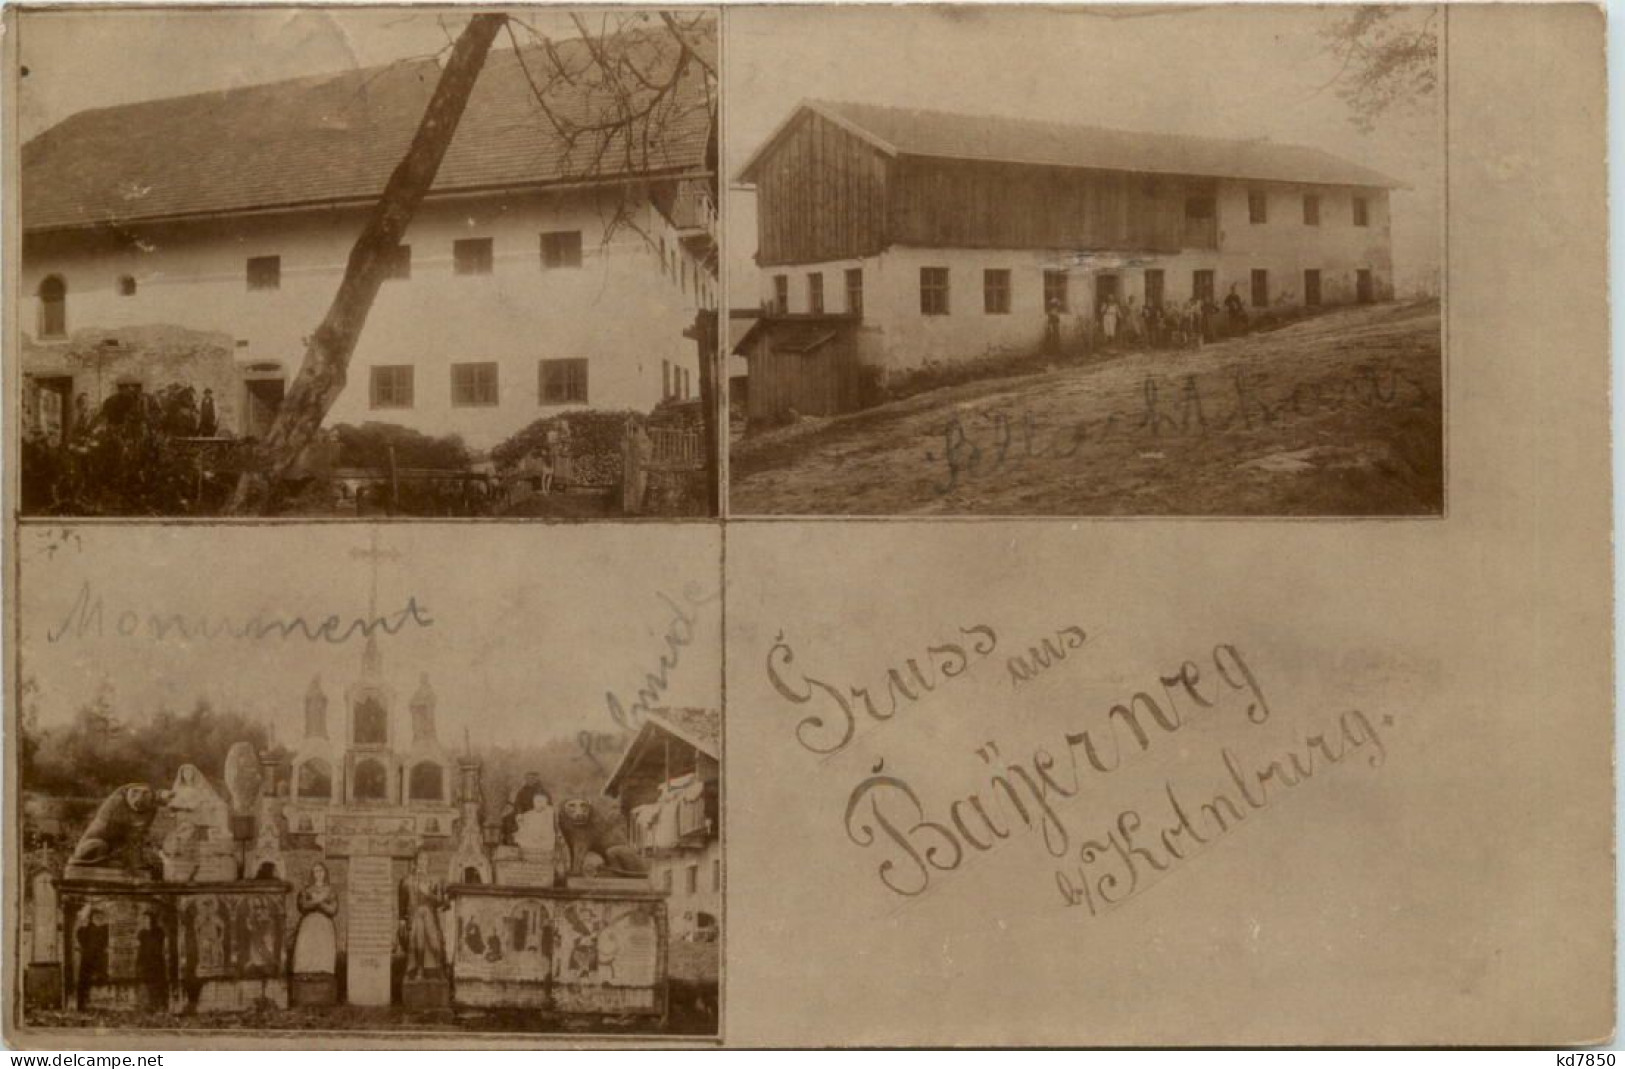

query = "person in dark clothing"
[1223, 284, 1247, 332]
[76, 909, 110, 1010]
[1044, 298, 1063, 355]
[198, 389, 218, 437]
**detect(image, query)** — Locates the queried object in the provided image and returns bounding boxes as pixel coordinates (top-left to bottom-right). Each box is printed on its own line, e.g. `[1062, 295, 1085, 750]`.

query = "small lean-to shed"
[733, 314, 863, 424]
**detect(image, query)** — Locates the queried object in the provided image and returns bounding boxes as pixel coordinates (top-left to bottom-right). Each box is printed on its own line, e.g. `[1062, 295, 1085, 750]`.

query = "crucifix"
[348, 527, 402, 620]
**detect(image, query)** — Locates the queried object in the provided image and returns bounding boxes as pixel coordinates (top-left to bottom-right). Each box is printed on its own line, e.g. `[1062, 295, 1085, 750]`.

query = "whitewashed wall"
[753, 179, 1396, 375]
[22, 188, 711, 451]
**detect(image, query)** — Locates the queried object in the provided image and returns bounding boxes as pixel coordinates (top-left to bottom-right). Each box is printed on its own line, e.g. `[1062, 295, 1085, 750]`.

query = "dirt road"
[729, 300, 1442, 516]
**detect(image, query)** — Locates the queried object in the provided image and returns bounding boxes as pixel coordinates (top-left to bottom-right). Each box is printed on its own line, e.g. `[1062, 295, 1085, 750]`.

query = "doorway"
[1357, 268, 1374, 304]
[244, 378, 285, 439]
[1094, 274, 1120, 314]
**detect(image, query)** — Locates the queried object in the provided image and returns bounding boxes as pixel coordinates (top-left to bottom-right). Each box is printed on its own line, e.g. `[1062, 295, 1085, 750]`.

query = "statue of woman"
[292, 863, 338, 979]
[399, 850, 448, 979]
[167, 765, 230, 841]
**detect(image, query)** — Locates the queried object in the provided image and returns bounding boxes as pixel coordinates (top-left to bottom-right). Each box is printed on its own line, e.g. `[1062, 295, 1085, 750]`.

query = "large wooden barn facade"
[734, 100, 1402, 423]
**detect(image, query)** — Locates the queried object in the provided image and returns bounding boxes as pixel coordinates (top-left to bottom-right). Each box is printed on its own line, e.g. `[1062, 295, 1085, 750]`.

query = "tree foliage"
[1321, 6, 1439, 133]
[21, 384, 238, 516]
[22, 683, 271, 800]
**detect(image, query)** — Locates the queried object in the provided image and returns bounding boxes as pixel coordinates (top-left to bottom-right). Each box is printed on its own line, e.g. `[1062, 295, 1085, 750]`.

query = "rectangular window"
[808, 272, 824, 315]
[686, 864, 699, 894]
[1144, 268, 1165, 309]
[1353, 196, 1370, 227]
[982, 269, 1011, 315]
[846, 268, 864, 317]
[1192, 269, 1215, 303]
[539, 358, 588, 404]
[1248, 189, 1268, 224]
[246, 255, 281, 291]
[1304, 269, 1322, 307]
[370, 365, 414, 410]
[453, 238, 494, 276]
[773, 275, 789, 314]
[540, 230, 583, 269]
[450, 361, 499, 406]
[1043, 269, 1069, 313]
[712, 858, 721, 892]
[662, 869, 673, 893]
[1251, 268, 1269, 308]
[920, 267, 950, 315]
[1303, 194, 1321, 226]
[384, 244, 412, 281]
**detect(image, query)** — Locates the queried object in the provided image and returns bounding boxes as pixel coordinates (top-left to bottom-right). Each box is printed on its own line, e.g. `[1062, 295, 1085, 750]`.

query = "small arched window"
[409, 761, 444, 802]
[354, 758, 388, 801]
[38, 276, 66, 338]
[297, 758, 332, 800]
[117, 275, 137, 297]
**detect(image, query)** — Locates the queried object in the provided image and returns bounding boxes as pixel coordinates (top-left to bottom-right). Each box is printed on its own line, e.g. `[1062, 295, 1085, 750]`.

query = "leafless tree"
[1320, 6, 1439, 134]
[228, 11, 718, 514]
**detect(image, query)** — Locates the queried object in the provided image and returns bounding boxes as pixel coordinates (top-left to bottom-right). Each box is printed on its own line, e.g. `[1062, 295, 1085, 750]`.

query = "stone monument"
[161, 765, 238, 883]
[399, 849, 451, 1009]
[290, 862, 339, 1007]
[25, 864, 63, 1010]
[56, 779, 291, 1014]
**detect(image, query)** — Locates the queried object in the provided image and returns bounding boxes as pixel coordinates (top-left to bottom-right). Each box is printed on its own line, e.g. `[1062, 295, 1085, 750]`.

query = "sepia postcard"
[3, 0, 1615, 1052]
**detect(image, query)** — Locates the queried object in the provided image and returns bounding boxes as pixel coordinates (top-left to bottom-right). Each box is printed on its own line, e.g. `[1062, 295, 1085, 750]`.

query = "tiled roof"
[23, 24, 715, 232]
[740, 100, 1403, 190]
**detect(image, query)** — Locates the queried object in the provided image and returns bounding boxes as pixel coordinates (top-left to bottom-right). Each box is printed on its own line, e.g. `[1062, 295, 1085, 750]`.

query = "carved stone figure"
[293, 864, 338, 976]
[514, 790, 556, 860]
[557, 797, 648, 878]
[167, 765, 231, 840]
[222, 742, 262, 818]
[398, 850, 448, 979]
[162, 766, 237, 882]
[67, 784, 160, 876]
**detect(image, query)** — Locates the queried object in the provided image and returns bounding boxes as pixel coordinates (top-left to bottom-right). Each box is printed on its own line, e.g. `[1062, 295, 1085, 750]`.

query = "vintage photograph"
[726, 5, 1443, 517]
[12, 525, 722, 1038]
[16, 8, 720, 518]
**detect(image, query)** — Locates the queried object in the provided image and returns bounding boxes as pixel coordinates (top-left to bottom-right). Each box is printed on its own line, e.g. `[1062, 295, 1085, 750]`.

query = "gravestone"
[344, 853, 395, 1006]
[25, 870, 63, 1011]
[30, 870, 58, 963]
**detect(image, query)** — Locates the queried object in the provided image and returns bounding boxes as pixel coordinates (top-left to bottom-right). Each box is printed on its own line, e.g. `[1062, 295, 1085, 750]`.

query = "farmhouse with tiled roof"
[734, 100, 1400, 421]
[21, 24, 717, 451]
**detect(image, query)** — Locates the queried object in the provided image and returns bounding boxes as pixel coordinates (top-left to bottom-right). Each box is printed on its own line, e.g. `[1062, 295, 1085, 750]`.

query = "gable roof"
[601, 707, 719, 799]
[737, 100, 1404, 190]
[23, 23, 715, 233]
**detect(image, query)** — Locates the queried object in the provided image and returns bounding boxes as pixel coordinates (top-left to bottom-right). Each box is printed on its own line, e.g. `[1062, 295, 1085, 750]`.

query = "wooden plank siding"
[889, 158, 1206, 253]
[755, 112, 891, 266]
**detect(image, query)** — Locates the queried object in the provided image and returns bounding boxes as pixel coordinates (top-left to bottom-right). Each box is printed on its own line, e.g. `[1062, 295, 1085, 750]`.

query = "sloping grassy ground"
[729, 300, 1442, 516]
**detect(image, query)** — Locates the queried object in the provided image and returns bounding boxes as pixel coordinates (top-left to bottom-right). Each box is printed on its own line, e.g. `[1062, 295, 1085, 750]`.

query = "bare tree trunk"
[227, 13, 505, 515]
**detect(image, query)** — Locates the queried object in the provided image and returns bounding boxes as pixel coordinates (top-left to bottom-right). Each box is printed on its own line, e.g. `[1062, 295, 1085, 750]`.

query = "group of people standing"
[1045, 284, 1252, 356]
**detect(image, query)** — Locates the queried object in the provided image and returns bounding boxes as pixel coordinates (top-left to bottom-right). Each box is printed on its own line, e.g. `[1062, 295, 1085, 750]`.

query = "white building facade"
[739, 101, 1401, 381]
[22, 191, 712, 451]
[20, 28, 716, 454]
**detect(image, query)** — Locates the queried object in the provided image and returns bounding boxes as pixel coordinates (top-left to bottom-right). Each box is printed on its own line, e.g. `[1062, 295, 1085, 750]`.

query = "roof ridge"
[812, 98, 1298, 155]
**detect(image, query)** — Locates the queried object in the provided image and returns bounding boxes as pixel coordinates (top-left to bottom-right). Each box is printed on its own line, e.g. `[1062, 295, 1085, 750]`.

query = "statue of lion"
[556, 797, 647, 878]
[69, 783, 161, 872]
